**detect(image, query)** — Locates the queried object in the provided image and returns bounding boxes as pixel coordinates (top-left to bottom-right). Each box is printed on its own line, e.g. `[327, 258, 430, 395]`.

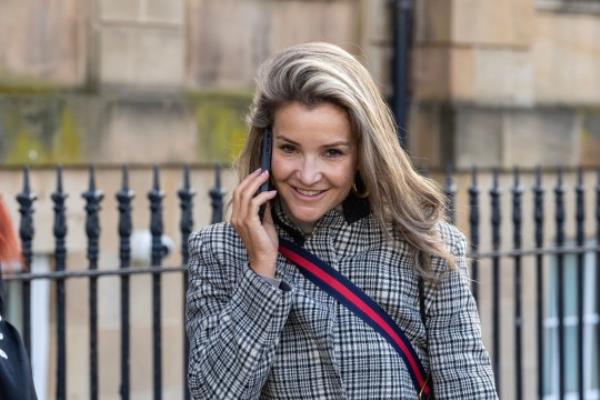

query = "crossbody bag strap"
[278, 238, 433, 399]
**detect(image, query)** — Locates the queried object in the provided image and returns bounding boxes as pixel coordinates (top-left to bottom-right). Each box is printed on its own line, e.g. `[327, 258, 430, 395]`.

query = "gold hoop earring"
[352, 181, 369, 198]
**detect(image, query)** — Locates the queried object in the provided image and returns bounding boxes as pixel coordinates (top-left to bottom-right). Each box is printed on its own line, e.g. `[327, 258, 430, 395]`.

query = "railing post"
[575, 168, 585, 400]
[178, 165, 195, 400]
[52, 167, 68, 400]
[210, 165, 225, 224]
[468, 166, 480, 304]
[148, 166, 165, 400]
[555, 167, 566, 400]
[533, 166, 545, 400]
[117, 166, 134, 400]
[511, 168, 523, 400]
[82, 166, 104, 400]
[16, 167, 36, 357]
[489, 169, 501, 393]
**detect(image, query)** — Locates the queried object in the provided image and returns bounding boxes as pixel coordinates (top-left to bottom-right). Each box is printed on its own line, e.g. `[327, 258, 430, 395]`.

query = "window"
[544, 240, 599, 399]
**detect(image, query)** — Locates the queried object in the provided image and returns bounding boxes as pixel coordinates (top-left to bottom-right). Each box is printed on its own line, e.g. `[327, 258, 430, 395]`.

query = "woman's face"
[271, 101, 358, 227]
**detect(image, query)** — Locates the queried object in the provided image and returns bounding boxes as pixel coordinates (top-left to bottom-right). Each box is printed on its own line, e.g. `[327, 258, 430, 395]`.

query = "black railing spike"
[16, 166, 37, 357]
[88, 165, 96, 192]
[147, 166, 165, 400]
[511, 166, 524, 400]
[178, 165, 195, 400]
[534, 166, 545, 246]
[178, 166, 196, 259]
[532, 165, 545, 399]
[116, 165, 134, 400]
[51, 166, 68, 400]
[576, 168, 585, 224]
[82, 165, 103, 400]
[184, 165, 191, 190]
[489, 167, 502, 393]
[23, 166, 31, 193]
[554, 166, 566, 399]
[574, 166, 585, 399]
[57, 166, 64, 193]
[468, 165, 480, 305]
[210, 164, 226, 224]
[152, 165, 160, 191]
[122, 165, 130, 191]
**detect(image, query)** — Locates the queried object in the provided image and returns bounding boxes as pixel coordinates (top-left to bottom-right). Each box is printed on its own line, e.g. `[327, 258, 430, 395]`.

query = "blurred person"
[0, 195, 37, 399]
[186, 42, 497, 399]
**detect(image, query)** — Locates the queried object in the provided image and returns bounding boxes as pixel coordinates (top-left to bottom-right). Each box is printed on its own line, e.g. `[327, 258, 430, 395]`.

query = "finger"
[239, 170, 271, 220]
[241, 170, 270, 203]
[262, 199, 275, 226]
[248, 190, 277, 220]
[234, 168, 262, 202]
[233, 168, 263, 221]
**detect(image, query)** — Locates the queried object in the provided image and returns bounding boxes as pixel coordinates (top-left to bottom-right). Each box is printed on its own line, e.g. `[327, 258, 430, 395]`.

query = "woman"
[186, 42, 497, 399]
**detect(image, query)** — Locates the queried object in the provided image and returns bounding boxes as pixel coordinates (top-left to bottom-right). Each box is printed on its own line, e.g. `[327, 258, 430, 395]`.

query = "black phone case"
[258, 129, 273, 221]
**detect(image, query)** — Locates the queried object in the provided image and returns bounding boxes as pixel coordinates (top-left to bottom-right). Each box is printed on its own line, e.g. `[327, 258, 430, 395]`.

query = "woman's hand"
[230, 168, 279, 278]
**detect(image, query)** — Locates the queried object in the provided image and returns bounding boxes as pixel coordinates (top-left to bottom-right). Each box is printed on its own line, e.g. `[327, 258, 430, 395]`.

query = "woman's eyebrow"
[276, 135, 351, 147]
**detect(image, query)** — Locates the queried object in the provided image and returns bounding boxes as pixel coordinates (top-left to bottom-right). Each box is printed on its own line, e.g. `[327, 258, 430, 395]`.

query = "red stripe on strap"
[279, 246, 431, 395]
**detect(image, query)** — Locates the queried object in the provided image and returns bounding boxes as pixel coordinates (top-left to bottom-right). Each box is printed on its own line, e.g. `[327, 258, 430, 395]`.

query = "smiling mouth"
[293, 187, 327, 197]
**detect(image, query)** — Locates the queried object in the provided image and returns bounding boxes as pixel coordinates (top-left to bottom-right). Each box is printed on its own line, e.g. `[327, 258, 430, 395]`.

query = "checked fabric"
[186, 197, 498, 399]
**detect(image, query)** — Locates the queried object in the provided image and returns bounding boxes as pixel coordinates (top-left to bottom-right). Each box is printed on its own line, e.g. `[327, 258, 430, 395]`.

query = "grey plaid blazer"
[186, 196, 498, 399]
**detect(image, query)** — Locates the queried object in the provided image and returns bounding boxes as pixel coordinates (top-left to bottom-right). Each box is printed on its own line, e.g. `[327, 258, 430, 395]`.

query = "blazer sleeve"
[425, 224, 498, 399]
[186, 227, 294, 399]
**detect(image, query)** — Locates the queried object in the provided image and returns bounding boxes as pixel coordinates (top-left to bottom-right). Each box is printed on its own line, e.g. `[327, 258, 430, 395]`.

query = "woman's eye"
[279, 144, 295, 153]
[325, 148, 344, 158]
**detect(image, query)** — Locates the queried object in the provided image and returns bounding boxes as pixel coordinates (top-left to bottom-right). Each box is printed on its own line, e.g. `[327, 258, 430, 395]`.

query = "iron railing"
[2, 165, 600, 400]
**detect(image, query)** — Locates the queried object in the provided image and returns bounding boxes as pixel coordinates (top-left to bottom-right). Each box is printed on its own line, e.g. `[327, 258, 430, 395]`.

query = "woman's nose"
[296, 157, 322, 186]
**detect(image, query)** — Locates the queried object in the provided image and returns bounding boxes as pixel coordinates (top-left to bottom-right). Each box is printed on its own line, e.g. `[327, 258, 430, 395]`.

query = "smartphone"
[258, 128, 273, 221]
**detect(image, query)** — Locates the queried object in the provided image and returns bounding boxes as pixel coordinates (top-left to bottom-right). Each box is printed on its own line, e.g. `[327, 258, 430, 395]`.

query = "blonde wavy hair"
[235, 42, 455, 275]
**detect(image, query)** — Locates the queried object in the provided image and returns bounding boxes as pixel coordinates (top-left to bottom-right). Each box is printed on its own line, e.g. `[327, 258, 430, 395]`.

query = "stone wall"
[410, 0, 600, 168]
[0, 0, 368, 166]
[1, 1, 598, 169]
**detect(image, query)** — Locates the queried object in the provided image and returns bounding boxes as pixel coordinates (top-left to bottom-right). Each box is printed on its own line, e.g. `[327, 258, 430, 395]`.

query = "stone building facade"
[1, 0, 599, 168]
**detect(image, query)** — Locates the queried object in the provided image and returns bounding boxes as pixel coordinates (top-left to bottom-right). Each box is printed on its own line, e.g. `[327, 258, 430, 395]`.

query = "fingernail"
[254, 168, 262, 174]
[261, 169, 269, 175]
